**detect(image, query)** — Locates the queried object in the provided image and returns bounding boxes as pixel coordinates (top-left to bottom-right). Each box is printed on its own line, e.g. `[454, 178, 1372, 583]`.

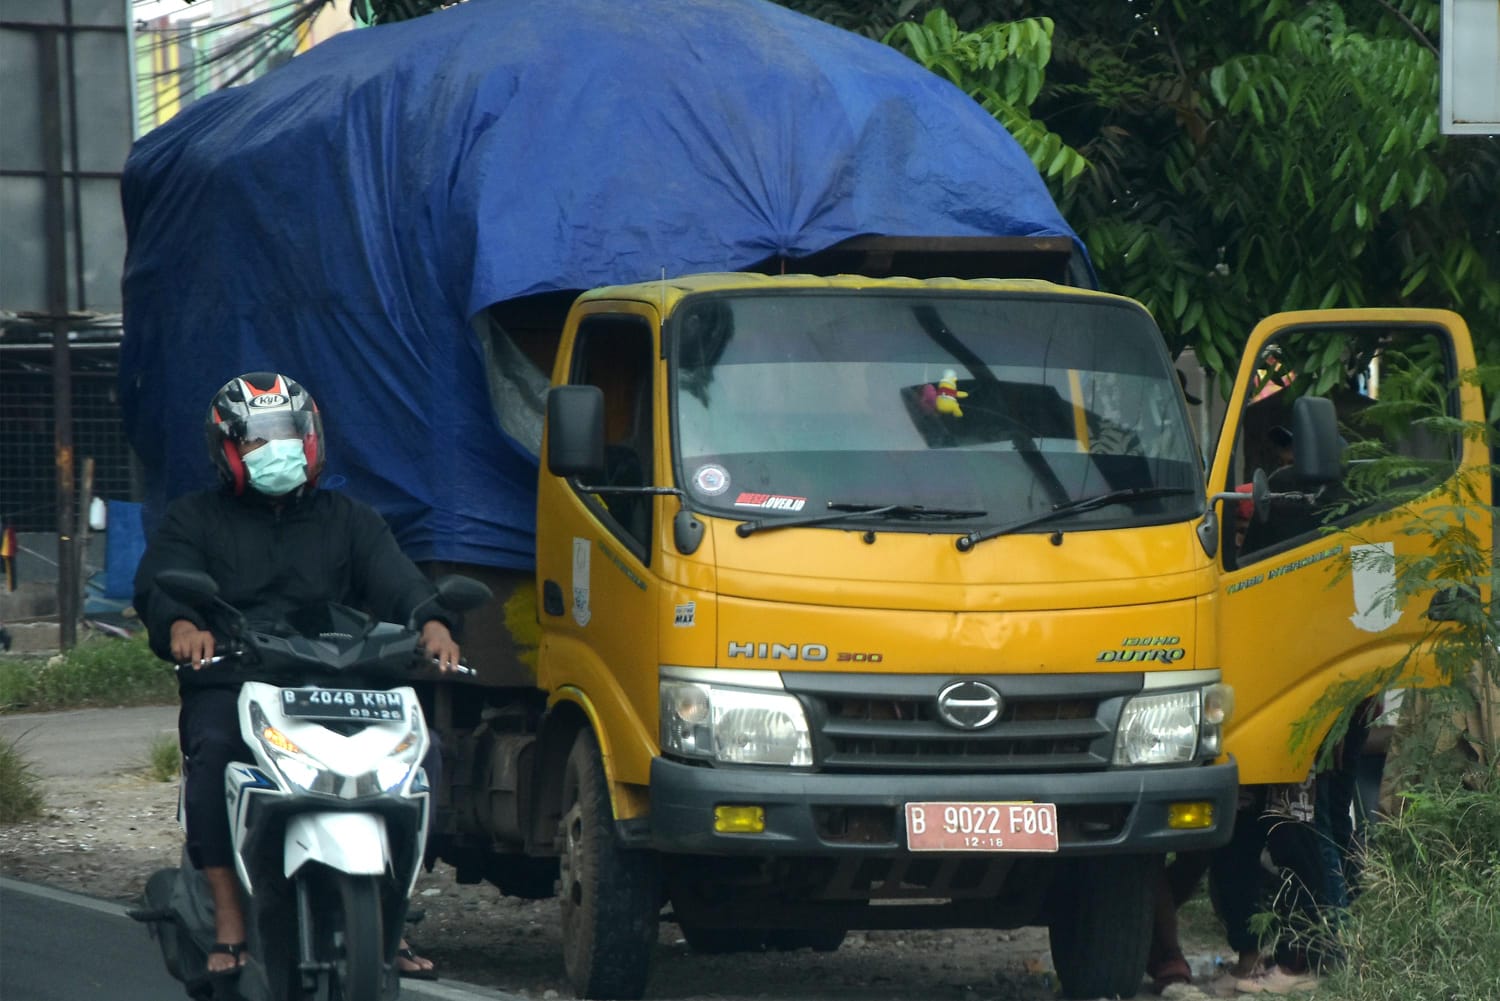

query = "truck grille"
[781, 672, 1139, 773]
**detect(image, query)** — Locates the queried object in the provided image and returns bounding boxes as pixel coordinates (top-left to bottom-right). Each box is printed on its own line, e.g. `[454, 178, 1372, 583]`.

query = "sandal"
[186, 941, 248, 992]
[396, 946, 438, 981]
[1148, 952, 1192, 994]
[207, 941, 248, 972]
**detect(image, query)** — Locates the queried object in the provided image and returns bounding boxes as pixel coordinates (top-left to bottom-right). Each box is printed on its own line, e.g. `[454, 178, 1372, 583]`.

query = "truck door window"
[569, 313, 654, 554]
[1226, 324, 1459, 564]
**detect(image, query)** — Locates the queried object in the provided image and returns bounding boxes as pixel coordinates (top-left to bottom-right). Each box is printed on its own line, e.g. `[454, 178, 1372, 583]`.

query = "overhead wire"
[133, 0, 334, 128]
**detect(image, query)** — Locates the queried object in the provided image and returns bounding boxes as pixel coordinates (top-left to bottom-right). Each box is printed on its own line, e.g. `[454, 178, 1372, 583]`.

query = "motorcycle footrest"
[127, 906, 176, 923]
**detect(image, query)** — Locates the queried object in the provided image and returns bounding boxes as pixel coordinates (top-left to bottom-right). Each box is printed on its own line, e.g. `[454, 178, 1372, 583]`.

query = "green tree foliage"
[783, 0, 1500, 377]
[883, 12, 1087, 185]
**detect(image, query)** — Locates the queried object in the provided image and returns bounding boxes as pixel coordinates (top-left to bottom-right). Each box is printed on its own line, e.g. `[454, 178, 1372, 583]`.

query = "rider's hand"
[170, 619, 216, 668]
[420, 620, 462, 673]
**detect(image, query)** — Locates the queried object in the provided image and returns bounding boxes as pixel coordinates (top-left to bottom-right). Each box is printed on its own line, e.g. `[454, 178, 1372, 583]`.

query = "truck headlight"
[660, 680, 813, 766]
[1114, 683, 1233, 766]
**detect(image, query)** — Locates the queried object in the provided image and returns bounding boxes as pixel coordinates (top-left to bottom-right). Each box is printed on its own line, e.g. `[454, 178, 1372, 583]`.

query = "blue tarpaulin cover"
[120, 0, 1083, 569]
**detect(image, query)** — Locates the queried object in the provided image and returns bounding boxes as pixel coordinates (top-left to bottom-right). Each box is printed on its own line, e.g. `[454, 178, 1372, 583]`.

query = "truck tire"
[558, 729, 660, 999]
[1046, 853, 1154, 1000]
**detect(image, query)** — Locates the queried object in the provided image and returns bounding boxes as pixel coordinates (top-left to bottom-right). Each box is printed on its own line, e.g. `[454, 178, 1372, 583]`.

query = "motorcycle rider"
[134, 372, 457, 979]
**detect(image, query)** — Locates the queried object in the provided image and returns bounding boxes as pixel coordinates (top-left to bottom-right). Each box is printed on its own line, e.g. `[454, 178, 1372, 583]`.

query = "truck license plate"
[280, 688, 406, 722]
[905, 801, 1059, 853]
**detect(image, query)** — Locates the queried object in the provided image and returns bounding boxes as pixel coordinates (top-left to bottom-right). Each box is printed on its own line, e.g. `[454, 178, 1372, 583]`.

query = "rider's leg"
[179, 687, 254, 972]
[204, 866, 248, 972]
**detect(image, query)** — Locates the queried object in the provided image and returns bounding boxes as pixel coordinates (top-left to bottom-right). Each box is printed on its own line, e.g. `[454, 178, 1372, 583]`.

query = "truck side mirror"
[1291, 396, 1341, 486]
[546, 385, 606, 481]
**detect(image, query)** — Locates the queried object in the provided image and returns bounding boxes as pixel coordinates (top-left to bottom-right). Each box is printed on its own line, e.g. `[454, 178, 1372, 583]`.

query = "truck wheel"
[558, 729, 660, 999]
[1046, 854, 1154, 1000]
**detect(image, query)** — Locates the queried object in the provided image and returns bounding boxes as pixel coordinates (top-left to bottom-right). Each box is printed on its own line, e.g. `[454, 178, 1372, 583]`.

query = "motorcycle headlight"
[661, 680, 812, 766]
[249, 702, 428, 798]
[1113, 683, 1234, 766]
[251, 702, 337, 793]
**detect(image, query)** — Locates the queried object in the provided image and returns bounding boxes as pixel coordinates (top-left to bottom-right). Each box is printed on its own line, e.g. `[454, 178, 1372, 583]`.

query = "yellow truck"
[422, 261, 1489, 1000]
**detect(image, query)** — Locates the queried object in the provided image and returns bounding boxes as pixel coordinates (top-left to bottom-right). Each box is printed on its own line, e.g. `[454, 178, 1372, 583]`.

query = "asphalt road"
[0, 879, 181, 1001]
[0, 705, 179, 779]
[0, 878, 520, 1001]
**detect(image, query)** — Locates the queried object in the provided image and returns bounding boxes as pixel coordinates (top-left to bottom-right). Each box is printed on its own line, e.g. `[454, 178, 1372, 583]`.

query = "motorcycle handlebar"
[176, 651, 475, 677]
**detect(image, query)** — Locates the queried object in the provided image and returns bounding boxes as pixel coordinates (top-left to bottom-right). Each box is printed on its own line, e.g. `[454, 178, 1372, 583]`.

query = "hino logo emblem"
[936, 680, 1002, 730]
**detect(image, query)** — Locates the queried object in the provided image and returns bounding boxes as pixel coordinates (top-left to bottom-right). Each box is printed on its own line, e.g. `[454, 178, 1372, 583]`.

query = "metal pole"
[40, 26, 78, 650]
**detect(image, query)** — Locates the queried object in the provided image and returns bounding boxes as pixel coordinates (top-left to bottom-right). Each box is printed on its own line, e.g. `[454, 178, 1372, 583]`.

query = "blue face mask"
[243, 438, 308, 495]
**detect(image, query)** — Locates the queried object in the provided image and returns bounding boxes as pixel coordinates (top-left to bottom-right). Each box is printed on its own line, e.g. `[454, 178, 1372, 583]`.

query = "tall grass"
[0, 634, 175, 711]
[140, 732, 182, 783]
[1317, 788, 1500, 1001]
[0, 733, 46, 823]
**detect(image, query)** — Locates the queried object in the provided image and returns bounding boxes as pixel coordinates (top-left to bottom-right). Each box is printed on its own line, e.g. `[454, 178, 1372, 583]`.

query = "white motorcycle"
[131, 570, 489, 1001]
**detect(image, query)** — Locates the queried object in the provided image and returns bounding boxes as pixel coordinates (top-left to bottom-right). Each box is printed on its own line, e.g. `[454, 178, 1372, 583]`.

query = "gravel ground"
[0, 711, 1237, 1001]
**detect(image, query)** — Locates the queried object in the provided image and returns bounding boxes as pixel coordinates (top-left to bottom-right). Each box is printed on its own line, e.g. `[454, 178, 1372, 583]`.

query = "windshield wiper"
[737, 502, 988, 538]
[955, 487, 1197, 552]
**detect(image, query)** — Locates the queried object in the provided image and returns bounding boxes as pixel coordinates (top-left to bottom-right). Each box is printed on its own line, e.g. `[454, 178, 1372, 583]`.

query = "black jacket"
[134, 488, 441, 676]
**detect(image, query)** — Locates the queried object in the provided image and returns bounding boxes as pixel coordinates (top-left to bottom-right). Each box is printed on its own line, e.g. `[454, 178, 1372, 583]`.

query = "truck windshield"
[669, 291, 1202, 533]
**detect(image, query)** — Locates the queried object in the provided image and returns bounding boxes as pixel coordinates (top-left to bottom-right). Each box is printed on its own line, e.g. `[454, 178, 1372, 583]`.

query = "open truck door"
[1209, 309, 1490, 784]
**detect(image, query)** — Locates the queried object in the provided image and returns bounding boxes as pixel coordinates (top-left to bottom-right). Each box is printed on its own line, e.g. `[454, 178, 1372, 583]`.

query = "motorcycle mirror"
[409, 574, 493, 628]
[436, 574, 493, 612]
[154, 569, 221, 607]
[155, 569, 247, 637]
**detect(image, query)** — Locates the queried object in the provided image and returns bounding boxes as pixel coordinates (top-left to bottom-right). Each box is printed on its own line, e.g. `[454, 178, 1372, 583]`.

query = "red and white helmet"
[205, 372, 324, 494]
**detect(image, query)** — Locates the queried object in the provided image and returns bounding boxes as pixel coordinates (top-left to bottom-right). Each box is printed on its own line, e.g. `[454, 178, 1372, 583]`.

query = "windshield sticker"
[734, 492, 807, 512]
[692, 464, 730, 496]
[1349, 542, 1400, 632]
[1096, 636, 1186, 663]
[674, 602, 696, 627]
[570, 537, 591, 627]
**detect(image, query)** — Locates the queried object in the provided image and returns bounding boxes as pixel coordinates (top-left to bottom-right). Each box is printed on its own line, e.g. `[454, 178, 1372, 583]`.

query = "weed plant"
[1286, 364, 1500, 1000]
[141, 732, 182, 783]
[0, 634, 174, 712]
[1316, 788, 1500, 1001]
[0, 733, 46, 823]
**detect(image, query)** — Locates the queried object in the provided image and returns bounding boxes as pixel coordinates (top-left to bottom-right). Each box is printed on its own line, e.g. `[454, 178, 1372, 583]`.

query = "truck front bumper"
[644, 757, 1238, 856]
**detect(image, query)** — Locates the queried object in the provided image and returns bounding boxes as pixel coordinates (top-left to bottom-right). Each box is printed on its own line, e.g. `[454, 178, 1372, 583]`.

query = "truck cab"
[535, 274, 1238, 999]
[428, 268, 1487, 1001]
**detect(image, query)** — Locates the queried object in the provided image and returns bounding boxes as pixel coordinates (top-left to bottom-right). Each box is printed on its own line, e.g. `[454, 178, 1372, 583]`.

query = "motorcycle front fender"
[284, 812, 390, 878]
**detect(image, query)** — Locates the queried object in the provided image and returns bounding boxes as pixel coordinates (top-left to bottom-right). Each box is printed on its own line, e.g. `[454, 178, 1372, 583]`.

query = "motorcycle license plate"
[904, 801, 1059, 853]
[280, 688, 406, 722]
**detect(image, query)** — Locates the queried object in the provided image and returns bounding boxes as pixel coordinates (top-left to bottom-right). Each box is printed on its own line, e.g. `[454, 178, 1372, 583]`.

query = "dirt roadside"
[0, 705, 1231, 1001]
